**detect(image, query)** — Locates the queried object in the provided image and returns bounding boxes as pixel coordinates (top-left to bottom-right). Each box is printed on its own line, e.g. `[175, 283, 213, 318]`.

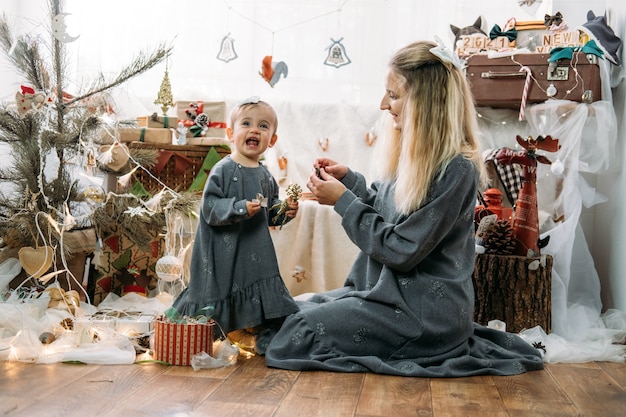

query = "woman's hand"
[313, 158, 348, 181]
[307, 166, 347, 206]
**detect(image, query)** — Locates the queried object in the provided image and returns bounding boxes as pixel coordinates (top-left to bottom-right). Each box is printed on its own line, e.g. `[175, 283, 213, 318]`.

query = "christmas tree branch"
[0, 16, 51, 91]
[51, 0, 66, 134]
[63, 44, 173, 108]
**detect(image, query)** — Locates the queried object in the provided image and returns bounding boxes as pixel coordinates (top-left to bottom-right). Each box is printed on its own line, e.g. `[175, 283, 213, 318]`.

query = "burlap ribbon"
[44, 287, 80, 314]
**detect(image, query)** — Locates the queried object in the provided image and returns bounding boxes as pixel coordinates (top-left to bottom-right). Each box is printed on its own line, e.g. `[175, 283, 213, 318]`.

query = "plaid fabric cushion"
[484, 148, 523, 205]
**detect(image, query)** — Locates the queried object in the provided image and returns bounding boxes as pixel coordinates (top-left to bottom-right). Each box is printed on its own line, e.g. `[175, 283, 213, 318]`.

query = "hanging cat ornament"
[260, 55, 288, 87]
[324, 38, 351, 68]
[217, 33, 238, 63]
[450, 16, 486, 50]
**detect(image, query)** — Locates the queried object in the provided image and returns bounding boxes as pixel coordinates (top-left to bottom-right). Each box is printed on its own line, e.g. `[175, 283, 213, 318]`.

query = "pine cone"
[482, 219, 516, 255]
[285, 183, 302, 202]
[271, 184, 302, 228]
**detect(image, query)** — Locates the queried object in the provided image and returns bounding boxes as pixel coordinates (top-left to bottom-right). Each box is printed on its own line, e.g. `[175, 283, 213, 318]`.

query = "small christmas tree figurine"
[154, 59, 174, 115]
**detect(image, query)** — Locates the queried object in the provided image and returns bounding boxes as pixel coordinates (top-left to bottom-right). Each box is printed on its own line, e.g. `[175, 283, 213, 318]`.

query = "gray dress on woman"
[257, 155, 544, 376]
[171, 156, 298, 335]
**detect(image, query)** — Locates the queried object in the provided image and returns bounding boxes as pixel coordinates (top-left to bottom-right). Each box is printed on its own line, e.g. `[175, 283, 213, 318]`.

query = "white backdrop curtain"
[1, 0, 625, 363]
[1, 0, 557, 110]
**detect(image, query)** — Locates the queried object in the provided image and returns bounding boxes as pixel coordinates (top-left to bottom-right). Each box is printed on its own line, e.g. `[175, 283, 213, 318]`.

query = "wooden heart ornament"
[18, 246, 54, 278]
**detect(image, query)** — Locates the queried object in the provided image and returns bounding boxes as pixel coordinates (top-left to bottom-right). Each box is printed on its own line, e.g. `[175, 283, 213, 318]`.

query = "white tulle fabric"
[477, 57, 624, 362]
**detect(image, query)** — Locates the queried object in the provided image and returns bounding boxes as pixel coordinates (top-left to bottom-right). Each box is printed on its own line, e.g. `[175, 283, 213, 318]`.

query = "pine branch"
[0, 0, 174, 256]
[63, 43, 174, 108]
[51, 3, 67, 133]
[0, 16, 51, 91]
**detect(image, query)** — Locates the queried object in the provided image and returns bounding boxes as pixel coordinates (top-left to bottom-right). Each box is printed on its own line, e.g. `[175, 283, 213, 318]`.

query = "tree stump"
[472, 253, 552, 333]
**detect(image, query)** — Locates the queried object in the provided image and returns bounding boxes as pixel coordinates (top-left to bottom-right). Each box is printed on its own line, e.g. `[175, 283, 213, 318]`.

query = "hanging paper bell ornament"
[324, 38, 351, 68]
[155, 254, 183, 282]
[217, 33, 238, 63]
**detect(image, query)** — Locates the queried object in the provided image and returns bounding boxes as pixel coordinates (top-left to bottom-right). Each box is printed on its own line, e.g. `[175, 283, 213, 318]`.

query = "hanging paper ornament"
[259, 56, 288, 87]
[318, 137, 329, 152]
[217, 33, 238, 63]
[365, 127, 377, 147]
[324, 37, 351, 68]
[18, 246, 54, 279]
[51, 13, 79, 43]
[98, 142, 130, 172]
[155, 254, 183, 282]
[84, 186, 105, 203]
[15, 85, 53, 115]
[156, 212, 186, 282]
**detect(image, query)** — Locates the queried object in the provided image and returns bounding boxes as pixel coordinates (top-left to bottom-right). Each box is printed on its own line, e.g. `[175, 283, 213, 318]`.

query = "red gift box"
[154, 319, 214, 365]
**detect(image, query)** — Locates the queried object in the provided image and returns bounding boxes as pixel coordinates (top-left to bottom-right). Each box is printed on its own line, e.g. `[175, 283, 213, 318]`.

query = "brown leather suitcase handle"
[480, 71, 527, 79]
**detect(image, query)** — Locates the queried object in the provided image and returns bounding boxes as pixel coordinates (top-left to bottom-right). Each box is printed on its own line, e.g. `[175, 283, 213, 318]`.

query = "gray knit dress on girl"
[171, 156, 298, 335]
[257, 155, 544, 376]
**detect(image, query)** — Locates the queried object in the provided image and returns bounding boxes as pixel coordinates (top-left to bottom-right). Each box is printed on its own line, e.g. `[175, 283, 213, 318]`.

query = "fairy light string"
[476, 104, 578, 183]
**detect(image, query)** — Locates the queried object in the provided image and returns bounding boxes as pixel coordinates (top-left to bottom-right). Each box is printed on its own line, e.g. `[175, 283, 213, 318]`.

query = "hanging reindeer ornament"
[496, 135, 560, 257]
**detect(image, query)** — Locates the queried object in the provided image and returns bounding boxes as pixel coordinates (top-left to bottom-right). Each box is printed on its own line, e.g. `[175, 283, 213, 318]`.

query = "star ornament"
[124, 206, 155, 217]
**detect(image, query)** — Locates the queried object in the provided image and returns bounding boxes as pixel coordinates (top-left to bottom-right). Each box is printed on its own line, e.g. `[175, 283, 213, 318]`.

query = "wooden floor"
[1, 353, 624, 417]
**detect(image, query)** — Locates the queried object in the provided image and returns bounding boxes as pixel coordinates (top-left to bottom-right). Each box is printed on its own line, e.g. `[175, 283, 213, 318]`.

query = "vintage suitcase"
[464, 52, 602, 109]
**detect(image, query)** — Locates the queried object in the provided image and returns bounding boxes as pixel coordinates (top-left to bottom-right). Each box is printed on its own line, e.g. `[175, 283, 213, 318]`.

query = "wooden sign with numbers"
[456, 35, 511, 55]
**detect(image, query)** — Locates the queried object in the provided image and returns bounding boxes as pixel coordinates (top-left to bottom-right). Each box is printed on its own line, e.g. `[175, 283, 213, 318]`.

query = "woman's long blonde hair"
[379, 41, 484, 215]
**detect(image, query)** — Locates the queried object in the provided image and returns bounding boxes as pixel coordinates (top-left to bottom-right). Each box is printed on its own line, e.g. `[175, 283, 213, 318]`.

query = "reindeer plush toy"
[495, 135, 560, 257]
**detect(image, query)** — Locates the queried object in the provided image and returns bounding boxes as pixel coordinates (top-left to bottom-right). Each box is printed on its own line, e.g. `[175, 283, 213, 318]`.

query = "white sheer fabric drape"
[479, 94, 624, 362]
[2, 0, 624, 362]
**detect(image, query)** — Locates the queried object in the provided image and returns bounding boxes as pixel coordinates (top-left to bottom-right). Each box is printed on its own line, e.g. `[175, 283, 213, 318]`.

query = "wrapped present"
[186, 136, 230, 147]
[119, 127, 172, 145]
[73, 315, 116, 344]
[114, 313, 155, 336]
[515, 20, 548, 51]
[154, 318, 214, 365]
[176, 100, 227, 139]
[137, 113, 177, 129]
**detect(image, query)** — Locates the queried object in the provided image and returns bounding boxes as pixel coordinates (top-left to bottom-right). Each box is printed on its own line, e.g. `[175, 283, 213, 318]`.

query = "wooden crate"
[126, 142, 230, 193]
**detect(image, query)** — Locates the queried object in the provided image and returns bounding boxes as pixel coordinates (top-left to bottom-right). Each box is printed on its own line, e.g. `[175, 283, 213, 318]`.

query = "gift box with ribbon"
[176, 100, 227, 139]
[153, 318, 214, 365]
[137, 113, 178, 129]
[118, 127, 172, 145]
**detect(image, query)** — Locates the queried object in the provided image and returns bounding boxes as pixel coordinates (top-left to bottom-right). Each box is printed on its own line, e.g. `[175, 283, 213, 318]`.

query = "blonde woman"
[257, 41, 544, 377]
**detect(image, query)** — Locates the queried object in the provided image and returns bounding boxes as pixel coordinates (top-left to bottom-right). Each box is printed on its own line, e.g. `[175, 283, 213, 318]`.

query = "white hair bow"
[430, 36, 466, 70]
